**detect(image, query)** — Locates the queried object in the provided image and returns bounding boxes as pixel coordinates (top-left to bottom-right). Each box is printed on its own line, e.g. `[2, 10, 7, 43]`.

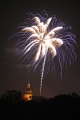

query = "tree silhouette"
[0, 92, 80, 119]
[1, 90, 22, 103]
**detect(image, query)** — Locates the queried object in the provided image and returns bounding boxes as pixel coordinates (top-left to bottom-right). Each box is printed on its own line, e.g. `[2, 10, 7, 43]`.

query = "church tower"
[23, 82, 33, 101]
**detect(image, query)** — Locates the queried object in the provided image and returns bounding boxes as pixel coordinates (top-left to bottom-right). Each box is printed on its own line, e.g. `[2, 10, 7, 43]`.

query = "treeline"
[0, 90, 80, 119]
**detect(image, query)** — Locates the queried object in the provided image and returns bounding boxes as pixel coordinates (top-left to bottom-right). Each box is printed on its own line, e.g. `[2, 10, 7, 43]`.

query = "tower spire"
[23, 81, 33, 101]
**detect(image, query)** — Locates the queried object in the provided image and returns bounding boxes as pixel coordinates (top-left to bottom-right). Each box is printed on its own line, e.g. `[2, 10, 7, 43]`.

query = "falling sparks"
[13, 12, 77, 95]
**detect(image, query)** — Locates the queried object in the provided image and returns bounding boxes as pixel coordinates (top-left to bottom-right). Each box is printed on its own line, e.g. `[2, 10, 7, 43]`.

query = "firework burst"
[13, 12, 77, 95]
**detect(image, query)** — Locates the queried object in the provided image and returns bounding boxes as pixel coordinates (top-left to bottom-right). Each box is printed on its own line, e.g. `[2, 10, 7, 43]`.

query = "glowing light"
[13, 12, 77, 95]
[23, 82, 33, 101]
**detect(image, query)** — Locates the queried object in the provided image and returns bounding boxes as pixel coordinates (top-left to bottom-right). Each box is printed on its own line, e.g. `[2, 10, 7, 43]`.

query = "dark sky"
[0, 0, 80, 98]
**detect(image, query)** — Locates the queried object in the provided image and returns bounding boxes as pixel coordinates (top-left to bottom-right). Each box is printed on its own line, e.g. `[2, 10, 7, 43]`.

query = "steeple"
[23, 81, 33, 101]
[27, 81, 30, 88]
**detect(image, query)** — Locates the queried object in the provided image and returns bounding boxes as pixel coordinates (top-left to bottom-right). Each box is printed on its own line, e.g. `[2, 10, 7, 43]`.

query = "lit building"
[23, 82, 33, 101]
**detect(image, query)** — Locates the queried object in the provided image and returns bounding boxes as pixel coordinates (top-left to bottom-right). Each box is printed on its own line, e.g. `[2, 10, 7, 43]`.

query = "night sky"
[0, 0, 80, 98]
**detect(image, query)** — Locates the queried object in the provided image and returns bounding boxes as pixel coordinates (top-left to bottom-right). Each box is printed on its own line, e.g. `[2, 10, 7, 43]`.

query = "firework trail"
[13, 12, 77, 96]
[40, 47, 48, 95]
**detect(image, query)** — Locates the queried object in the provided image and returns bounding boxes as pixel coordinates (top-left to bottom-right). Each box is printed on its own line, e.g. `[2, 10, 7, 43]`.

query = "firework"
[13, 12, 77, 95]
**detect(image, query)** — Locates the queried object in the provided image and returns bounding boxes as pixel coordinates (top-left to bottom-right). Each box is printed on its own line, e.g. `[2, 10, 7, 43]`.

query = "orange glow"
[23, 93, 32, 101]
[23, 82, 33, 101]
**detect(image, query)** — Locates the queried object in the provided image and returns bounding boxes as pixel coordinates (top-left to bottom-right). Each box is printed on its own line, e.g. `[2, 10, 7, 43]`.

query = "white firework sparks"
[13, 12, 77, 95]
[22, 17, 63, 95]
[22, 18, 63, 60]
